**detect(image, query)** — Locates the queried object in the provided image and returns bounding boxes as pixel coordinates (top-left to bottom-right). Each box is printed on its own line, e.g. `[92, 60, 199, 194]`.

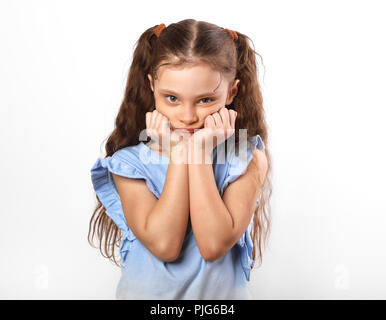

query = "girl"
[89, 19, 272, 300]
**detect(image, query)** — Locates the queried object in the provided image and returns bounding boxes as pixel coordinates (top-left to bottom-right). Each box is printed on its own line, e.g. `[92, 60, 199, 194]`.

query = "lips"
[172, 127, 202, 132]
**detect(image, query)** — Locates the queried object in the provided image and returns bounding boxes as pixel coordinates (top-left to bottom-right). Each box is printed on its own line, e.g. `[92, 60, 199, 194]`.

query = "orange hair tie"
[224, 28, 238, 41]
[154, 23, 166, 38]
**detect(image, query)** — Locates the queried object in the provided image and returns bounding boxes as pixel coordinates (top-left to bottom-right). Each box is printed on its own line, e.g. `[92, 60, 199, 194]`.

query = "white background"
[1, 0, 385, 299]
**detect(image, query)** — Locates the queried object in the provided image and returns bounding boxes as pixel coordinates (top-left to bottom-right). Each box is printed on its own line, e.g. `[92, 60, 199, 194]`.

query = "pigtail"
[88, 25, 160, 267]
[104, 26, 159, 156]
[232, 31, 272, 267]
[233, 32, 266, 141]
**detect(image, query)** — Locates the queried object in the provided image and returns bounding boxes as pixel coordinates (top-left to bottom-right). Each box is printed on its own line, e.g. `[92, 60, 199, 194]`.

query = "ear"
[147, 74, 154, 92]
[226, 79, 240, 105]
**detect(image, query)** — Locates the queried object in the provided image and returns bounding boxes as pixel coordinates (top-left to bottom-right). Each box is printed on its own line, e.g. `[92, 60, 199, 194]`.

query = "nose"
[179, 104, 199, 125]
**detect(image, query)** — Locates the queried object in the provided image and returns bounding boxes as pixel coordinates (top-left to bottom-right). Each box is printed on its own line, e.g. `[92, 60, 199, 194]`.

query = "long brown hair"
[88, 19, 273, 268]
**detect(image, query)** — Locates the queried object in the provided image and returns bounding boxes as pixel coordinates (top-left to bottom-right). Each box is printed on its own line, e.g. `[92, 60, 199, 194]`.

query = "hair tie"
[154, 23, 166, 38]
[224, 28, 238, 41]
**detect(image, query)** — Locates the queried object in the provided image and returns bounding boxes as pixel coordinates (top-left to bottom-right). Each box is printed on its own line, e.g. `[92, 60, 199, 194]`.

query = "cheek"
[199, 107, 217, 119]
[197, 113, 209, 124]
[198, 108, 219, 124]
[155, 105, 172, 118]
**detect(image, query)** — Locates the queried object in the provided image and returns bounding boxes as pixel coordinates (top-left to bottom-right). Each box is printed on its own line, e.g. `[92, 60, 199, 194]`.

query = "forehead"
[155, 62, 226, 96]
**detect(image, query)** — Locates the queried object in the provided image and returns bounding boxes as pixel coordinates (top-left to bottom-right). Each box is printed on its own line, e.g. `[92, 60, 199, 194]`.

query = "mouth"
[171, 126, 203, 132]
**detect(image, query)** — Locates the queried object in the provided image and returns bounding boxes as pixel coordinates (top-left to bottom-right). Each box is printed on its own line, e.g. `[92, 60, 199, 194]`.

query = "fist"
[190, 106, 237, 152]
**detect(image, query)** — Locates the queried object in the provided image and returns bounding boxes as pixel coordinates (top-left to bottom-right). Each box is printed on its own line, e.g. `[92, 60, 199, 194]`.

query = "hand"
[189, 107, 237, 162]
[145, 109, 190, 160]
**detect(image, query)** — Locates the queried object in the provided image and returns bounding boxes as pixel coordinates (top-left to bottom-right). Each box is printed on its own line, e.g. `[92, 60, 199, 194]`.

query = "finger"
[150, 110, 157, 129]
[160, 117, 170, 134]
[212, 112, 223, 127]
[205, 115, 216, 129]
[149, 111, 161, 141]
[153, 110, 163, 130]
[170, 130, 180, 144]
[146, 112, 154, 139]
[230, 110, 237, 129]
[146, 112, 151, 129]
[155, 111, 166, 137]
[220, 107, 231, 128]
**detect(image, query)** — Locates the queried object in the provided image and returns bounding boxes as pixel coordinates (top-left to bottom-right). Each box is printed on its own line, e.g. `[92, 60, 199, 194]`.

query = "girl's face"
[147, 62, 240, 131]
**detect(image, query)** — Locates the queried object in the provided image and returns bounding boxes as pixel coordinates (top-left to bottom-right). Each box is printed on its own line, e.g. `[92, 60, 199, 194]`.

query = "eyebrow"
[158, 88, 219, 97]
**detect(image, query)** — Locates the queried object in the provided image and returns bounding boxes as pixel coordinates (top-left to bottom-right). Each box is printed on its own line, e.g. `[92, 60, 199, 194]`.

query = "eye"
[164, 95, 214, 104]
[165, 95, 178, 103]
[199, 97, 213, 104]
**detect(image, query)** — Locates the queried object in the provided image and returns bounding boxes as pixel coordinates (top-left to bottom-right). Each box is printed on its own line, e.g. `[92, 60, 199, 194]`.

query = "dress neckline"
[140, 141, 170, 164]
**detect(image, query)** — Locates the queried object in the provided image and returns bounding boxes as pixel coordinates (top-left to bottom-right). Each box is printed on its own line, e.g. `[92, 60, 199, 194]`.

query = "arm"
[188, 147, 268, 261]
[113, 144, 190, 262]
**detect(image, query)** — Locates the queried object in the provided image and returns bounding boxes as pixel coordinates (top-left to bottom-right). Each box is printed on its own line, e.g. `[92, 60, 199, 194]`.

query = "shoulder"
[111, 143, 145, 168]
[112, 143, 140, 160]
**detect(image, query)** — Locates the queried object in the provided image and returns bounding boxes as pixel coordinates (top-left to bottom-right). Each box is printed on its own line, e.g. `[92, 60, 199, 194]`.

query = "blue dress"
[90, 134, 265, 299]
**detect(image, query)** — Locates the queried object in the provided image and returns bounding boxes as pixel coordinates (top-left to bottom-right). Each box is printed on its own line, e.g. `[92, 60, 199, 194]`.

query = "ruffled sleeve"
[219, 134, 265, 281]
[219, 134, 265, 197]
[90, 149, 159, 267]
